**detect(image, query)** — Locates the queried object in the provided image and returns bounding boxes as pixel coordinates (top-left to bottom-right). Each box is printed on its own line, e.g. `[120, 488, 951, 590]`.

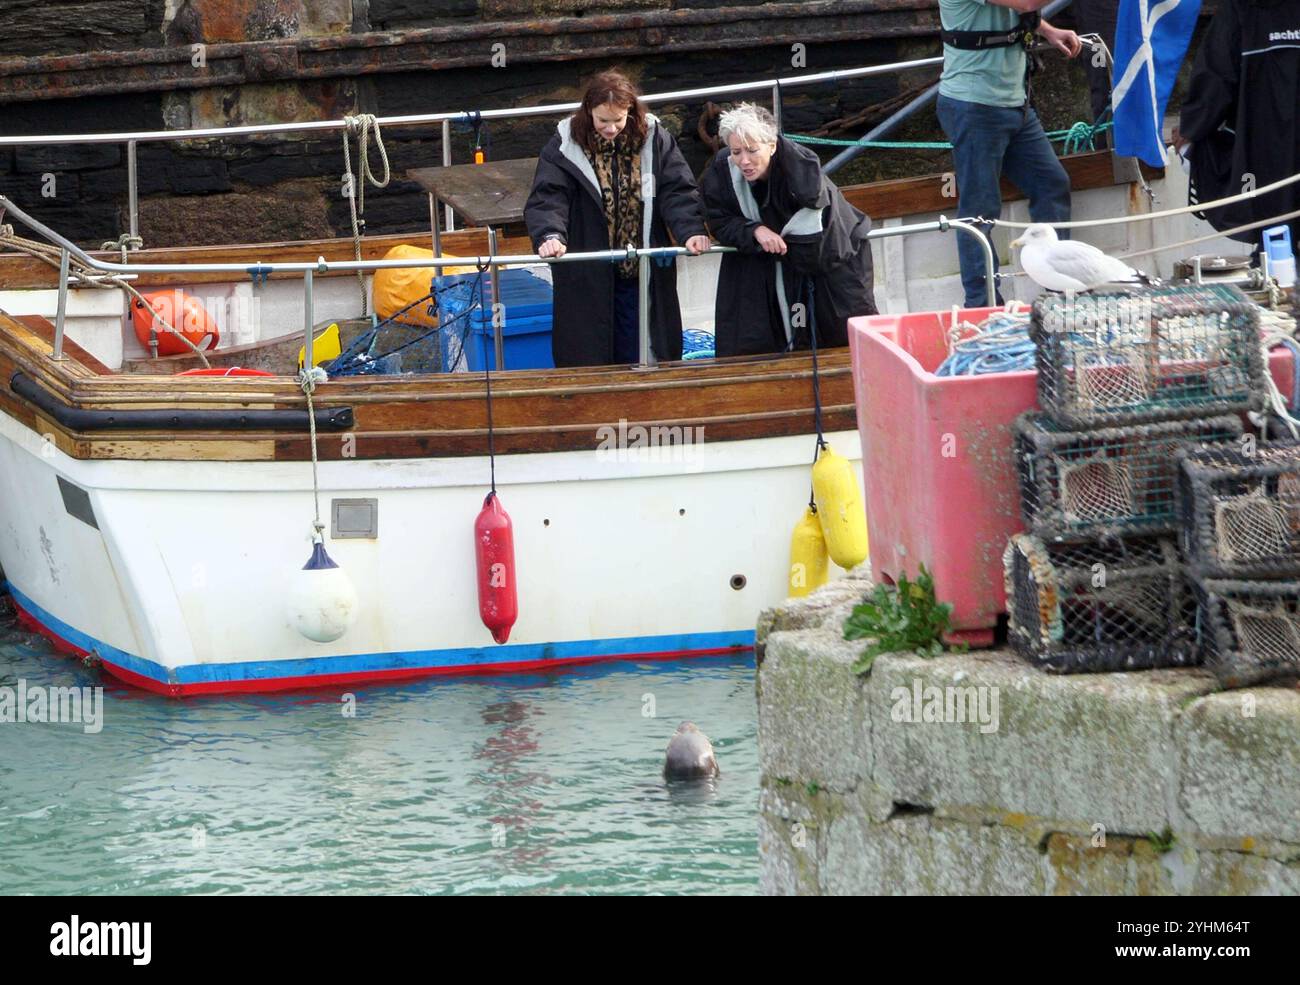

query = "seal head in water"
[663, 721, 719, 780]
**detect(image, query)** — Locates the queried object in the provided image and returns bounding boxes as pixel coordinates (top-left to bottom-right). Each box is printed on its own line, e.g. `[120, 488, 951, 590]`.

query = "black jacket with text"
[1179, 0, 1300, 245]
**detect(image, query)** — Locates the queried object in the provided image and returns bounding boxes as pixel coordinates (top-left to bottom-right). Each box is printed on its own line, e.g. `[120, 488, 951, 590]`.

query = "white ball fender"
[287, 542, 359, 644]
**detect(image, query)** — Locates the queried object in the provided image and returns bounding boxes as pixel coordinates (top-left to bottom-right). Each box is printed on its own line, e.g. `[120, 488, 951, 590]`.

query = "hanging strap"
[805, 276, 826, 452]
[939, 12, 1039, 51]
[940, 12, 1042, 104]
[804, 276, 826, 510]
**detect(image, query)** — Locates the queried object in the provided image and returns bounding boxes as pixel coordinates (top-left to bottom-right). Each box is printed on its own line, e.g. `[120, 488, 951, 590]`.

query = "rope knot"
[298, 366, 329, 394]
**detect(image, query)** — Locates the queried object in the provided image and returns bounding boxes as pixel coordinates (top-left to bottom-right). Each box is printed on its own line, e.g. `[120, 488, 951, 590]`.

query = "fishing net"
[328, 271, 486, 377]
[1176, 440, 1300, 578]
[1030, 285, 1264, 428]
[1195, 579, 1300, 687]
[1015, 413, 1244, 541]
[1003, 534, 1197, 672]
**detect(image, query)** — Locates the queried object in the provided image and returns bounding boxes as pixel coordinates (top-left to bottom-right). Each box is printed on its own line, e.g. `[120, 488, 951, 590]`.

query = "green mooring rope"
[787, 119, 1113, 155]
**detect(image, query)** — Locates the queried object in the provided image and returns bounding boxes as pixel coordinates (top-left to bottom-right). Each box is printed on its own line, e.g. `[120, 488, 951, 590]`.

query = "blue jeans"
[613, 277, 640, 364]
[936, 94, 1073, 308]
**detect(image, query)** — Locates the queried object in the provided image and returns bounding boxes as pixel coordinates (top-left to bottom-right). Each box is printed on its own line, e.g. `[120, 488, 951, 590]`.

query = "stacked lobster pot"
[1177, 441, 1300, 686]
[1005, 285, 1265, 674]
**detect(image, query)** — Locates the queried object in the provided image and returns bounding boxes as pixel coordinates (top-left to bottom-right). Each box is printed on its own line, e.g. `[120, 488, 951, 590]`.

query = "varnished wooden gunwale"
[0, 149, 1160, 463]
[0, 310, 858, 462]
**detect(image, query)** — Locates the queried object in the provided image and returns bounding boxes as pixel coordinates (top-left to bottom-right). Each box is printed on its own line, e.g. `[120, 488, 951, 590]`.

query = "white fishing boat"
[0, 59, 1280, 696]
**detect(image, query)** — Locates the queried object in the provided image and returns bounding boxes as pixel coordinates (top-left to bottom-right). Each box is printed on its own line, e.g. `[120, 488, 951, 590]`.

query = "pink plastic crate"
[847, 306, 1297, 648]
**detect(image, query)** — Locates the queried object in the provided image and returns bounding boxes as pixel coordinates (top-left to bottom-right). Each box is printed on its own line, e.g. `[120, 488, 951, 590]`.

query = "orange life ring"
[132, 290, 220, 356]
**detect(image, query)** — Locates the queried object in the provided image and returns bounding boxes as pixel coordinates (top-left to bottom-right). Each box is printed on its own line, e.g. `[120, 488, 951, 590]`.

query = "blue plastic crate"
[437, 268, 554, 371]
[464, 314, 555, 372]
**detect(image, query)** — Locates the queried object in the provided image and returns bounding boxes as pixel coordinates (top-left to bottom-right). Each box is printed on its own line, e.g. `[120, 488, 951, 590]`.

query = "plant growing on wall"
[843, 565, 960, 674]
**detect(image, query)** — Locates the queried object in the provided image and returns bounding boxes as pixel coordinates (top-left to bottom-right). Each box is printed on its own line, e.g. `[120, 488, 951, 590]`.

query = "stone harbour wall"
[755, 571, 1300, 895]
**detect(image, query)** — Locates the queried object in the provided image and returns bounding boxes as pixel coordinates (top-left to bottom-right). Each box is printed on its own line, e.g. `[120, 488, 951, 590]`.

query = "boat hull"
[0, 408, 859, 695]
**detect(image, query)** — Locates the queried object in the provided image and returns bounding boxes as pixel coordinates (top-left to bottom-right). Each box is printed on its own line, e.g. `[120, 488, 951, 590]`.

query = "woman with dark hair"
[701, 103, 878, 357]
[525, 70, 712, 367]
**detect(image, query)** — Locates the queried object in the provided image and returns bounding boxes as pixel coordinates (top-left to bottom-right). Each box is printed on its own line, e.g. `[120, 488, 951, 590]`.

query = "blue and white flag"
[1111, 0, 1203, 167]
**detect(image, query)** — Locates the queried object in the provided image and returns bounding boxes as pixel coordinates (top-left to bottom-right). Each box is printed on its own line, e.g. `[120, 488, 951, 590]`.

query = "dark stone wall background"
[0, 1, 1211, 249]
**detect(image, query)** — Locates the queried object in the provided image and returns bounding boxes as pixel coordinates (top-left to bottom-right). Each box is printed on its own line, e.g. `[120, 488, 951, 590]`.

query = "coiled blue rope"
[934, 311, 1036, 377]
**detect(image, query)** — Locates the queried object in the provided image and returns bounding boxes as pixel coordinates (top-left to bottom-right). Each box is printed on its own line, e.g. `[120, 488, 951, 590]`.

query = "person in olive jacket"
[525, 70, 711, 367]
[701, 103, 878, 357]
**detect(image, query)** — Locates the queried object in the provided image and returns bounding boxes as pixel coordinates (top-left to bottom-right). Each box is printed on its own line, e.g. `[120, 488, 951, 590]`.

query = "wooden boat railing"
[0, 194, 998, 371]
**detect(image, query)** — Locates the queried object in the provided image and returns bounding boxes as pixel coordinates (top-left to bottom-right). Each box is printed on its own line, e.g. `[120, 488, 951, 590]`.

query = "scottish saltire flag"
[1111, 0, 1202, 167]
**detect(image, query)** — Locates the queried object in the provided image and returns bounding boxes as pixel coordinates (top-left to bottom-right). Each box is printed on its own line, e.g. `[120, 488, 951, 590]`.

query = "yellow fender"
[788, 505, 829, 598]
[299, 322, 342, 370]
[812, 444, 869, 570]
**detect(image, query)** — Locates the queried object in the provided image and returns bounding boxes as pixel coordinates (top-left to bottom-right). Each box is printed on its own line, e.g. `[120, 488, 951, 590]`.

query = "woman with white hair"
[701, 103, 877, 356]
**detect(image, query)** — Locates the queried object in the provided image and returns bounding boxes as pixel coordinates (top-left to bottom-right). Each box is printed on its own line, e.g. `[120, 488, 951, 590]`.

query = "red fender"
[475, 491, 518, 644]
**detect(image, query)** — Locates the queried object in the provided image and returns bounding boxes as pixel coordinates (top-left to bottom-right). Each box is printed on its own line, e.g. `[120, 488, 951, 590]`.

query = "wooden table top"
[408, 158, 539, 227]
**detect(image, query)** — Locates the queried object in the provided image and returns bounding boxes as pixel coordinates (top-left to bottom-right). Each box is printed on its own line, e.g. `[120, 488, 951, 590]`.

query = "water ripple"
[0, 609, 759, 895]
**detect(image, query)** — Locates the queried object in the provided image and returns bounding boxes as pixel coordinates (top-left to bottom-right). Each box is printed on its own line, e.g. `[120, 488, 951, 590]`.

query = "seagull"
[1010, 223, 1146, 293]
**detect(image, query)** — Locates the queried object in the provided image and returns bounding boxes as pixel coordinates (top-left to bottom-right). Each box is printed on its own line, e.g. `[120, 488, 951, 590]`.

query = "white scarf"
[727, 155, 824, 346]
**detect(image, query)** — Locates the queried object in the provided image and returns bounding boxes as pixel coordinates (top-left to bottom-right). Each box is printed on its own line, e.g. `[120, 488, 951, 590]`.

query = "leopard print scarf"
[588, 132, 644, 278]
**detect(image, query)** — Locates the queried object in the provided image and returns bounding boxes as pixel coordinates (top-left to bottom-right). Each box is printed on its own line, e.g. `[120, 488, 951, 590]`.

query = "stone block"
[868, 651, 1220, 834]
[368, 0, 481, 27]
[824, 811, 1044, 895]
[755, 570, 869, 656]
[758, 782, 823, 896]
[1192, 849, 1300, 896]
[757, 626, 871, 792]
[136, 178, 332, 247]
[1177, 688, 1300, 844]
[15, 145, 121, 174]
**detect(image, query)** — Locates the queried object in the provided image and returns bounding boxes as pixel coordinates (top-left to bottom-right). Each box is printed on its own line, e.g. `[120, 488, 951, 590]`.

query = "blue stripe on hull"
[3, 582, 756, 687]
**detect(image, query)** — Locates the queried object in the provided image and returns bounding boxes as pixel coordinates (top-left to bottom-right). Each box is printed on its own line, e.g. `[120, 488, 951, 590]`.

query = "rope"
[934, 307, 1037, 376]
[0, 225, 210, 367]
[991, 169, 1300, 231]
[299, 366, 329, 541]
[804, 277, 827, 451]
[1117, 207, 1300, 262]
[341, 113, 391, 318]
[1260, 331, 1300, 440]
[785, 119, 1112, 153]
[485, 349, 497, 494]
[100, 233, 143, 263]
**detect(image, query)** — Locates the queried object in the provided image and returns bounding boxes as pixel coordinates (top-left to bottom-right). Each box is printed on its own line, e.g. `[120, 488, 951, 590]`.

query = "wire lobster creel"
[1004, 534, 1197, 672]
[1014, 412, 1244, 542]
[1194, 578, 1300, 687]
[1177, 440, 1300, 579]
[1029, 284, 1265, 429]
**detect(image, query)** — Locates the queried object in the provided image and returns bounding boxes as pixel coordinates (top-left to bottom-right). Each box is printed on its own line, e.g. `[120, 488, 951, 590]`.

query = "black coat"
[701, 137, 877, 358]
[524, 116, 708, 366]
[1179, 0, 1300, 246]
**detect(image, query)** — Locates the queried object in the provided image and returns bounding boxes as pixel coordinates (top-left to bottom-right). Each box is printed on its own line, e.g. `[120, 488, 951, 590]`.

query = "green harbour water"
[0, 601, 760, 895]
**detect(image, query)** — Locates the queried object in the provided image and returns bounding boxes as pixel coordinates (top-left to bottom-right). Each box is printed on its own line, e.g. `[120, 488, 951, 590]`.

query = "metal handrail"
[0, 55, 946, 244]
[0, 194, 996, 368]
[824, 0, 1076, 174]
[0, 58, 945, 148]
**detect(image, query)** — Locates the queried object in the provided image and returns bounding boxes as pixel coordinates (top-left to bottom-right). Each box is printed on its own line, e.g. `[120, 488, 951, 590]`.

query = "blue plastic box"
[437, 268, 554, 371]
